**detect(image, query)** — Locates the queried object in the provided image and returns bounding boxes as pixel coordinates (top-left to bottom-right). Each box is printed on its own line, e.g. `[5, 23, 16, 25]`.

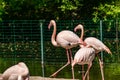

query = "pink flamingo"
[48, 20, 85, 77]
[72, 47, 96, 80]
[0, 62, 29, 80]
[73, 24, 112, 80]
[74, 24, 112, 54]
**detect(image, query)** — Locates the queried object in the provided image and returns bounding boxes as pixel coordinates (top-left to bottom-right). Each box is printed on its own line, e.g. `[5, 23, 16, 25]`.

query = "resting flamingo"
[73, 24, 112, 80]
[72, 47, 96, 80]
[0, 62, 29, 80]
[48, 20, 85, 77]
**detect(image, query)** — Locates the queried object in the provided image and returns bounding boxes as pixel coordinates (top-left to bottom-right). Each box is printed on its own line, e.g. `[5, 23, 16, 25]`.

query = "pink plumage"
[48, 20, 84, 77]
[84, 37, 111, 54]
[73, 47, 95, 65]
[74, 24, 112, 54]
[56, 30, 82, 49]
[72, 47, 95, 80]
[72, 24, 112, 80]
[1, 62, 29, 80]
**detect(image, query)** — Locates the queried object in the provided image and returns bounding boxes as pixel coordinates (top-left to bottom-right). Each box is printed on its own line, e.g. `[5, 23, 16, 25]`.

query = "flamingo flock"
[48, 20, 112, 80]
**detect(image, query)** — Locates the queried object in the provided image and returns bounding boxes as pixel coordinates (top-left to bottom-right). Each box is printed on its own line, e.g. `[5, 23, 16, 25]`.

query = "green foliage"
[1, 0, 84, 20]
[59, 0, 81, 11]
[105, 63, 120, 80]
[0, 0, 5, 21]
[3, 0, 46, 19]
[0, 0, 119, 20]
[93, 3, 120, 22]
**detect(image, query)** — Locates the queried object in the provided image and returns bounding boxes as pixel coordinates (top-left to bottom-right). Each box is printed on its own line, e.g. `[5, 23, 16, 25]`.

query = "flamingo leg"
[83, 63, 92, 80]
[87, 70, 89, 80]
[69, 49, 73, 63]
[97, 55, 104, 80]
[50, 49, 71, 77]
[72, 62, 75, 80]
[82, 65, 85, 80]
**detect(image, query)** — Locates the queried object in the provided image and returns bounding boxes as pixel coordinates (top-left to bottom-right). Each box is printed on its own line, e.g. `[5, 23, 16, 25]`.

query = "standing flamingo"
[74, 24, 112, 54]
[72, 47, 96, 80]
[48, 20, 85, 77]
[74, 24, 112, 80]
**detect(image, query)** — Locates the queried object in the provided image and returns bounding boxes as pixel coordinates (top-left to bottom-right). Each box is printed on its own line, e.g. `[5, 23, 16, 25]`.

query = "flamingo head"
[48, 20, 56, 30]
[74, 24, 83, 32]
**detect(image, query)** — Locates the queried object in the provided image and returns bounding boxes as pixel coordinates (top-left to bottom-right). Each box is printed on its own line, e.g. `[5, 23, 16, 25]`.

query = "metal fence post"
[13, 20, 16, 63]
[40, 21, 44, 77]
[115, 19, 119, 61]
[100, 20, 103, 61]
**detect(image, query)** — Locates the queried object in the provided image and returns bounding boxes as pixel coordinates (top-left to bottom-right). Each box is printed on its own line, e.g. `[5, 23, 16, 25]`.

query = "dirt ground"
[30, 76, 79, 80]
[0, 74, 79, 80]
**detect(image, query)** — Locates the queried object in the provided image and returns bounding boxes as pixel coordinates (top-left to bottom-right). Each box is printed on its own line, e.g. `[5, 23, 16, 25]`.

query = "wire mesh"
[0, 20, 119, 79]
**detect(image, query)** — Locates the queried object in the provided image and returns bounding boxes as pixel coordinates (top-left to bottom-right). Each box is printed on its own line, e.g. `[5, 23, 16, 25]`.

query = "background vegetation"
[0, 0, 120, 79]
[0, 0, 120, 20]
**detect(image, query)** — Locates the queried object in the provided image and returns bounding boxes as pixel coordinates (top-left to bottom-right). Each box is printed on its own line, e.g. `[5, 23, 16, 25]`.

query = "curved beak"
[74, 27, 77, 32]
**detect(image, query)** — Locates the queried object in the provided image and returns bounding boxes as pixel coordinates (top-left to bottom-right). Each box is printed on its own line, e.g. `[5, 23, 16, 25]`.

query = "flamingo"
[74, 24, 112, 80]
[48, 20, 85, 77]
[74, 24, 112, 54]
[0, 62, 29, 80]
[72, 47, 96, 80]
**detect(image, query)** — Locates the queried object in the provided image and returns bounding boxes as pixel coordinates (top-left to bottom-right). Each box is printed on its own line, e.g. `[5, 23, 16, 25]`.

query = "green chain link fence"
[0, 20, 119, 79]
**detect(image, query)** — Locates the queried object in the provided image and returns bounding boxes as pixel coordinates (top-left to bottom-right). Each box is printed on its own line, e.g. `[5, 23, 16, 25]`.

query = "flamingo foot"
[50, 49, 71, 78]
[82, 77, 85, 80]
[50, 73, 57, 78]
[49, 62, 70, 78]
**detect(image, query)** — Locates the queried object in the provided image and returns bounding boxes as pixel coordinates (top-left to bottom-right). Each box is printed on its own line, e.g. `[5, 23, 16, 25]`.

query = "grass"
[0, 58, 120, 80]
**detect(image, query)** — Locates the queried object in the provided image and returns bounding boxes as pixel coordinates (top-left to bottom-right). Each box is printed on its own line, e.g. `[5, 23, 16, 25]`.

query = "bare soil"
[30, 76, 79, 80]
[0, 74, 79, 80]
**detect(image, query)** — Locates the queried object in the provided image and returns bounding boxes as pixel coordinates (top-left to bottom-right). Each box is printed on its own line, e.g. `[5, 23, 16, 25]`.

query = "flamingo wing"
[56, 30, 80, 49]
[74, 47, 95, 65]
[84, 37, 111, 54]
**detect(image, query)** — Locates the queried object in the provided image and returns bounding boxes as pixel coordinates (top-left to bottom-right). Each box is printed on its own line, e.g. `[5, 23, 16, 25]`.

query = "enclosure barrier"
[0, 20, 119, 79]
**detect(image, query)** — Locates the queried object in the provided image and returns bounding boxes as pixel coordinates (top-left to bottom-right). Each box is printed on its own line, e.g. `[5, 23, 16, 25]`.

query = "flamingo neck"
[81, 27, 87, 46]
[79, 25, 87, 46]
[18, 75, 23, 80]
[18, 63, 29, 77]
[51, 21, 58, 47]
[80, 26, 84, 40]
